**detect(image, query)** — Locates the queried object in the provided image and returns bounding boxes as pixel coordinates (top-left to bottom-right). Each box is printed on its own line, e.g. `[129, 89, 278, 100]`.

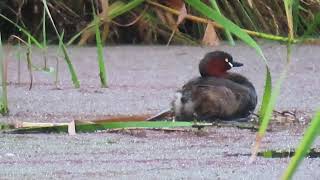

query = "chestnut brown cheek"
[207, 66, 225, 76]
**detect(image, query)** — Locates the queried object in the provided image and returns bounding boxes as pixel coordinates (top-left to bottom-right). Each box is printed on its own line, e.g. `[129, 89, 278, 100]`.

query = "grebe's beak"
[231, 61, 243, 67]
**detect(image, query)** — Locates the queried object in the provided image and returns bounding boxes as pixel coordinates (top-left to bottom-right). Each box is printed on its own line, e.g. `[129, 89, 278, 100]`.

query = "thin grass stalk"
[55, 57, 59, 88]
[58, 36, 80, 88]
[264, 4, 281, 35]
[249, 1, 273, 33]
[42, 0, 80, 88]
[250, 0, 296, 162]
[27, 36, 33, 90]
[42, 7, 48, 70]
[251, 26, 294, 162]
[240, 0, 262, 32]
[17, 42, 21, 85]
[42, 7, 47, 50]
[8, 35, 34, 90]
[251, 36, 293, 162]
[270, 0, 286, 22]
[0, 35, 8, 115]
[94, 17, 108, 87]
[220, 0, 243, 27]
[26, 50, 33, 90]
[2, 6, 79, 88]
[284, 0, 294, 39]
[232, 0, 257, 31]
[258, 67, 272, 121]
[93, 2, 108, 87]
[250, 54, 290, 163]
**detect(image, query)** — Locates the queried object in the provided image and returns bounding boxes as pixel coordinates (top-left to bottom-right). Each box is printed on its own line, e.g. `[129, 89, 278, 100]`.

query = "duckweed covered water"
[258, 148, 320, 158]
[226, 148, 320, 159]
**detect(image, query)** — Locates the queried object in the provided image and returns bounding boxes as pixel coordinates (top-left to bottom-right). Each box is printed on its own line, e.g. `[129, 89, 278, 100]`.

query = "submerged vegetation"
[0, 0, 319, 179]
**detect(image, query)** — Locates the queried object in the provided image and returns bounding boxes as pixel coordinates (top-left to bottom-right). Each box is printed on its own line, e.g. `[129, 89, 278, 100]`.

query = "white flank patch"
[173, 92, 182, 116]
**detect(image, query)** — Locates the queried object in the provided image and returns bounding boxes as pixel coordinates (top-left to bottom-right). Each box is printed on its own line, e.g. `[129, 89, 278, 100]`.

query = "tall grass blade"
[58, 35, 80, 88]
[41, 0, 61, 39]
[58, 31, 65, 51]
[26, 36, 34, 90]
[42, 6, 48, 69]
[16, 42, 22, 84]
[258, 66, 288, 137]
[42, 0, 80, 88]
[256, 0, 294, 132]
[251, 46, 291, 162]
[251, 0, 296, 162]
[282, 110, 320, 180]
[258, 67, 272, 121]
[42, 7, 47, 49]
[93, 10, 108, 87]
[208, 0, 234, 45]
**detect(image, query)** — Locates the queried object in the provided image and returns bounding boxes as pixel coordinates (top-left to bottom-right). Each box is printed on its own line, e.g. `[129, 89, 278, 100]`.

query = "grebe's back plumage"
[173, 51, 257, 122]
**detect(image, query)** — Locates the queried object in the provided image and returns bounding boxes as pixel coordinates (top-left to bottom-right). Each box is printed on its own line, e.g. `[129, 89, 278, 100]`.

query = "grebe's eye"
[225, 58, 233, 67]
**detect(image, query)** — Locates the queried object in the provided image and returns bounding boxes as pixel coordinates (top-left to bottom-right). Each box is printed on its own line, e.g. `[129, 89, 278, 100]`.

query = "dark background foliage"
[0, 0, 319, 44]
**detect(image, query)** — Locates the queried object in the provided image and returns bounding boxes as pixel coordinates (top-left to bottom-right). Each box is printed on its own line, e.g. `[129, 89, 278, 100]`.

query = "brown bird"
[172, 51, 257, 122]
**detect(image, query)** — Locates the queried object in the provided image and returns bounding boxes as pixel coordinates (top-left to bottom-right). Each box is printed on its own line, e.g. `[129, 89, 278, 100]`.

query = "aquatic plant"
[92, 2, 108, 88]
[42, 0, 80, 88]
[0, 12, 79, 88]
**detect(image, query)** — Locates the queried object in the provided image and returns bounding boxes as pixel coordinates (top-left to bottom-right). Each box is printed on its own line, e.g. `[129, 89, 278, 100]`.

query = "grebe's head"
[199, 51, 243, 77]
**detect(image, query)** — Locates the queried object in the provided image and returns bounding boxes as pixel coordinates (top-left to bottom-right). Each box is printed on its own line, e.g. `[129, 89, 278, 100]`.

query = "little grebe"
[173, 51, 257, 122]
